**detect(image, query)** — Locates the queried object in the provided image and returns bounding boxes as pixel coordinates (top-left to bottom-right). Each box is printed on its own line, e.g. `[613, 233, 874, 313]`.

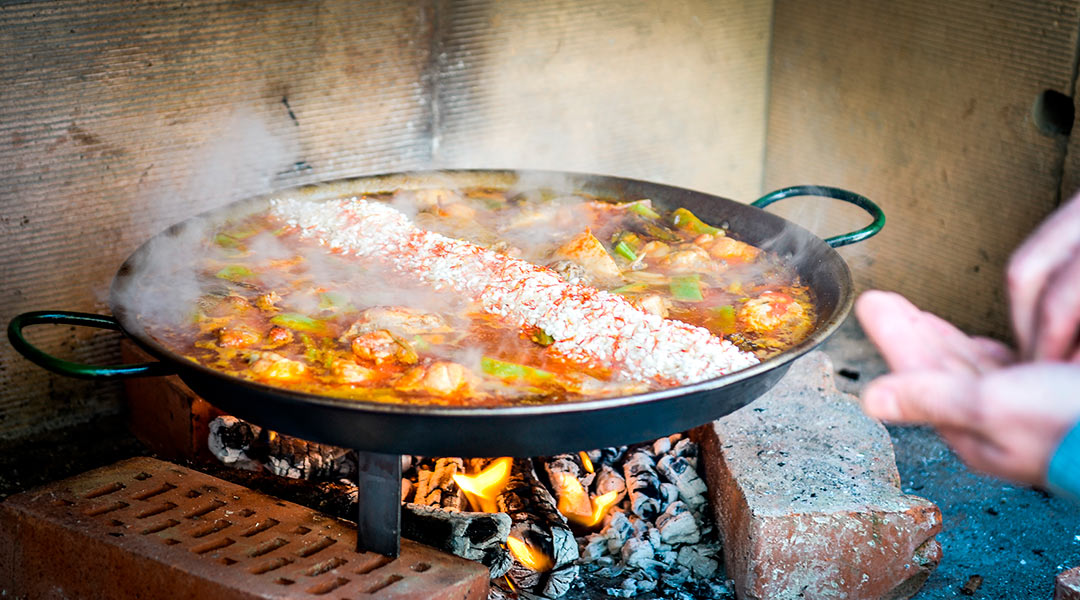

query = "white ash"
[575, 434, 731, 599]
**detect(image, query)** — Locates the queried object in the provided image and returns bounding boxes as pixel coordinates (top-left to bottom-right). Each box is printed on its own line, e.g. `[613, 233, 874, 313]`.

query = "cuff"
[1047, 421, 1080, 501]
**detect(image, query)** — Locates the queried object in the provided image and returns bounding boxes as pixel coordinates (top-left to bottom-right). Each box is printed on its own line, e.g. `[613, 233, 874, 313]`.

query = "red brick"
[0, 456, 489, 600]
[122, 340, 224, 462]
[1056, 566, 1080, 600]
[693, 351, 942, 600]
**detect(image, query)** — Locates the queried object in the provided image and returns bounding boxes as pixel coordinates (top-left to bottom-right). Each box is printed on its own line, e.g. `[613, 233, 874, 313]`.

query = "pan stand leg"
[355, 450, 401, 557]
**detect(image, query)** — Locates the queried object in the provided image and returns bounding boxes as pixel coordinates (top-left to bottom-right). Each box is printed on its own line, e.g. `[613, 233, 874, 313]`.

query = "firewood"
[207, 416, 355, 481]
[413, 457, 466, 511]
[541, 453, 595, 524]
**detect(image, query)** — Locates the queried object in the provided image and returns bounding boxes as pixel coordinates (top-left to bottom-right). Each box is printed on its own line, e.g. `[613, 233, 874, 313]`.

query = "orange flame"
[506, 535, 554, 572]
[453, 457, 512, 513]
[584, 490, 621, 527]
[579, 451, 594, 473]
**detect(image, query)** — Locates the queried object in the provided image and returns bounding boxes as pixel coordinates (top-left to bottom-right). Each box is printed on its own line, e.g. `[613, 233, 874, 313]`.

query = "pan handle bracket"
[752, 185, 884, 248]
[7, 311, 173, 379]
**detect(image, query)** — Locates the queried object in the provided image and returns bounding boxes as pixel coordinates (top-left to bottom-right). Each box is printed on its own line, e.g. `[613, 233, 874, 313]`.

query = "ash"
[567, 435, 735, 600]
[208, 416, 734, 599]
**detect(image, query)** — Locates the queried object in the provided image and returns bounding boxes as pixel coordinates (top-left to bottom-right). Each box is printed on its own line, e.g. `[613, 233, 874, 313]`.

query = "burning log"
[468, 458, 580, 598]
[412, 457, 467, 511]
[207, 416, 355, 480]
[401, 503, 513, 578]
[541, 453, 596, 526]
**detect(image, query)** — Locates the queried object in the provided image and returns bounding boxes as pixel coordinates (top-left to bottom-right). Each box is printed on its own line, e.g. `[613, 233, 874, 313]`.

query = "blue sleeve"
[1048, 421, 1080, 500]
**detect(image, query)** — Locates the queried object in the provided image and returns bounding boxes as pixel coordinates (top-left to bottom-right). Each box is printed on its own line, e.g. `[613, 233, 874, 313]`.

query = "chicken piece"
[255, 291, 281, 312]
[696, 233, 761, 263]
[658, 245, 713, 273]
[351, 330, 418, 365]
[341, 306, 452, 341]
[395, 361, 470, 396]
[631, 294, 671, 318]
[217, 326, 261, 348]
[737, 291, 809, 334]
[550, 229, 622, 283]
[249, 352, 306, 380]
[265, 326, 293, 348]
[329, 359, 377, 384]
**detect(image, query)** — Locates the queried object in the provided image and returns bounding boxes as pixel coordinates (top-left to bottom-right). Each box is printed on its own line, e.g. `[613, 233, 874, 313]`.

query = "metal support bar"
[355, 450, 401, 557]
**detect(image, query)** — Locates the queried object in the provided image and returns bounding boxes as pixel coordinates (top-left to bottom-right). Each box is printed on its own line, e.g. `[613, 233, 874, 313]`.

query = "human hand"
[1007, 193, 1080, 362]
[854, 290, 1080, 486]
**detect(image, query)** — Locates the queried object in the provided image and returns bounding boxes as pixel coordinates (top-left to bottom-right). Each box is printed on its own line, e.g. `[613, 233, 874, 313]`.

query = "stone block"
[1057, 566, 1080, 600]
[693, 351, 942, 600]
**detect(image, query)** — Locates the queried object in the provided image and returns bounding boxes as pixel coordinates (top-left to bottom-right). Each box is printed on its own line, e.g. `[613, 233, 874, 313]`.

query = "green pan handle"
[751, 185, 885, 248]
[7, 311, 174, 379]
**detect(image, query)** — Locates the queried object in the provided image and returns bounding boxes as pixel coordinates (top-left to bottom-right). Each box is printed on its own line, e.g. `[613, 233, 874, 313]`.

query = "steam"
[112, 108, 300, 326]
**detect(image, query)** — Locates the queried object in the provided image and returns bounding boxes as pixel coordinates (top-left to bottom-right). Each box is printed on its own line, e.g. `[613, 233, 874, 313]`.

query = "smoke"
[111, 107, 300, 325]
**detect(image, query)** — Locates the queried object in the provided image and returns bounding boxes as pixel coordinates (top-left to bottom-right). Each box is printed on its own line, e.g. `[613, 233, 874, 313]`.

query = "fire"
[506, 535, 554, 572]
[579, 451, 594, 473]
[558, 478, 621, 529]
[453, 457, 512, 513]
[584, 490, 621, 527]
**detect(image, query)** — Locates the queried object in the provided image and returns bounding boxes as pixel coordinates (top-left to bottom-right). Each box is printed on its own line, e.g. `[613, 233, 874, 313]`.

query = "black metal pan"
[9, 170, 883, 459]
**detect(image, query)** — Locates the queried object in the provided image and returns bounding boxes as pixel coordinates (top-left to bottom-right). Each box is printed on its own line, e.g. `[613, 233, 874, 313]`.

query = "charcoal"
[676, 544, 720, 578]
[652, 437, 672, 456]
[621, 537, 655, 569]
[594, 464, 627, 503]
[656, 454, 707, 510]
[401, 478, 413, 502]
[622, 447, 661, 520]
[656, 500, 700, 545]
[207, 416, 261, 471]
[581, 533, 608, 562]
[659, 482, 680, 509]
[590, 446, 628, 467]
[603, 510, 634, 555]
[541, 564, 579, 598]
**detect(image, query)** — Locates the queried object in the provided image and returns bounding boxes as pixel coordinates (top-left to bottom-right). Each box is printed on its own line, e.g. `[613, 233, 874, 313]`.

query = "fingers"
[1031, 252, 1080, 361]
[856, 290, 1008, 373]
[1008, 193, 1080, 358]
[861, 370, 980, 427]
[856, 291, 946, 371]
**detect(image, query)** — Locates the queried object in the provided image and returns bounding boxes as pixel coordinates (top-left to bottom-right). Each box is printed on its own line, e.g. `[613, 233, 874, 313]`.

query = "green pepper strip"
[671, 208, 721, 235]
[531, 329, 554, 347]
[271, 312, 326, 333]
[215, 265, 254, 281]
[627, 201, 660, 219]
[481, 357, 554, 383]
[614, 240, 638, 262]
[670, 275, 704, 302]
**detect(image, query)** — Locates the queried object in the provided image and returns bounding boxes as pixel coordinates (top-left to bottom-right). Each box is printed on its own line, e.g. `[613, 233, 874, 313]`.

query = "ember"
[208, 416, 732, 599]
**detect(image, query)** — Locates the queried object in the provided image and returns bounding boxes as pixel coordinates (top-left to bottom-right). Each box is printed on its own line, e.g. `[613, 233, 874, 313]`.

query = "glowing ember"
[506, 535, 554, 572]
[579, 451, 594, 473]
[453, 457, 512, 513]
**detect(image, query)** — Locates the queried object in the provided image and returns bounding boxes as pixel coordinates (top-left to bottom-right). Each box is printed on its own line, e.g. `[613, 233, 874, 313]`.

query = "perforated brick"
[0, 457, 489, 599]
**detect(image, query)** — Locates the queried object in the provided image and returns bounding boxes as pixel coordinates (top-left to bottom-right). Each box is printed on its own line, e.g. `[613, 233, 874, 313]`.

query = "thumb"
[862, 371, 982, 428]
